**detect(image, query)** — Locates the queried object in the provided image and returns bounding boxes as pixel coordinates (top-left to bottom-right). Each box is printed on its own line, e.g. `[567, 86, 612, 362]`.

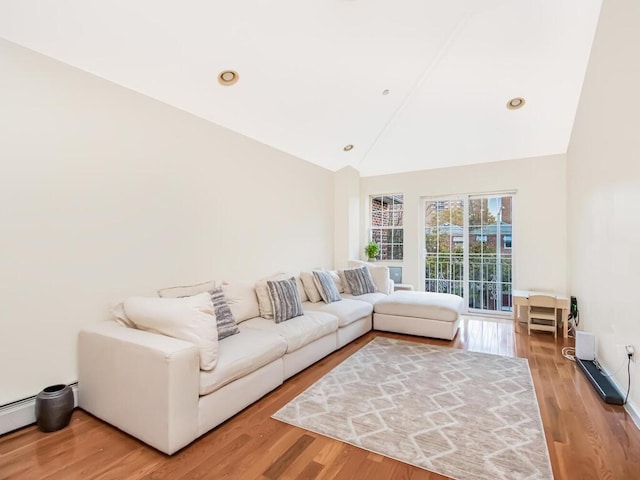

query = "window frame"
[369, 194, 404, 261]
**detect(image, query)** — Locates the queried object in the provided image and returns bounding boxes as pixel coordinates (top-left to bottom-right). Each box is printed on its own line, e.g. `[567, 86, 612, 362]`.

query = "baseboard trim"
[0, 383, 78, 435]
[596, 363, 640, 431]
[626, 401, 640, 431]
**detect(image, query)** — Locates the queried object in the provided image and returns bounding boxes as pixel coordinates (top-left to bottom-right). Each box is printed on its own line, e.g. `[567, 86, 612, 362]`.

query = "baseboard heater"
[576, 359, 624, 405]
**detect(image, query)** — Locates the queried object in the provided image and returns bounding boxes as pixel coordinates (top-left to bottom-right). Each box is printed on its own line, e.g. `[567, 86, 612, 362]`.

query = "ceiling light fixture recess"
[507, 97, 525, 110]
[343, 144, 354, 152]
[218, 70, 239, 86]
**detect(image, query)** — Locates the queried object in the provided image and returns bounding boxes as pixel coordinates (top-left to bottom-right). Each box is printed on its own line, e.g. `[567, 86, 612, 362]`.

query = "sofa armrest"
[78, 321, 200, 454]
[388, 279, 395, 295]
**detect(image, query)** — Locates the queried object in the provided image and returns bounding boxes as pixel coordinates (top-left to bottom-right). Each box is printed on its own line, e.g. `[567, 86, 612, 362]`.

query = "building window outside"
[370, 194, 404, 260]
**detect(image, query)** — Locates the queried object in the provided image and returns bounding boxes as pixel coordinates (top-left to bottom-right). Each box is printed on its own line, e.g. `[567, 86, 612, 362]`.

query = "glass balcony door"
[424, 195, 513, 314]
[468, 196, 513, 313]
[424, 199, 465, 298]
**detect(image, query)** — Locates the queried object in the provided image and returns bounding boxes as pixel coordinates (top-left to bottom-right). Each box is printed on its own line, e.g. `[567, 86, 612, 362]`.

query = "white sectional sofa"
[78, 265, 461, 455]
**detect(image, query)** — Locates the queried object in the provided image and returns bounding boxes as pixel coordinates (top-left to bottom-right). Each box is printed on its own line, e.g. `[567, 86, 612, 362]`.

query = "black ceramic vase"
[35, 384, 74, 432]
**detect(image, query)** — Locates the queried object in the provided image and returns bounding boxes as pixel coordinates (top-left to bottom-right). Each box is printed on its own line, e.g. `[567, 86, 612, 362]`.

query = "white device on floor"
[575, 331, 595, 361]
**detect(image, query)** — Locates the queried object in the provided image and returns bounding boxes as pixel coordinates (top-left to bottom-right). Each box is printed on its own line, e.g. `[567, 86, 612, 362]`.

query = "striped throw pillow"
[343, 266, 376, 296]
[312, 270, 342, 304]
[267, 277, 304, 323]
[209, 287, 240, 340]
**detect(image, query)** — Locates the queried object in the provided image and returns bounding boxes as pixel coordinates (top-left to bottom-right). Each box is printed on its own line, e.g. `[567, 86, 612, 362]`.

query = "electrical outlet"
[626, 344, 635, 361]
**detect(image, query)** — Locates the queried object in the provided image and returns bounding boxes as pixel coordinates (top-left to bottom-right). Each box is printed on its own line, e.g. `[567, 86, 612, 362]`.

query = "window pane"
[371, 197, 383, 227]
[370, 194, 404, 261]
[381, 197, 388, 226]
[391, 198, 403, 226]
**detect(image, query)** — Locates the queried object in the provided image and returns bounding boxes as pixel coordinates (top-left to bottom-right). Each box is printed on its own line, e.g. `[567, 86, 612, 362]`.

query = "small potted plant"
[364, 242, 380, 261]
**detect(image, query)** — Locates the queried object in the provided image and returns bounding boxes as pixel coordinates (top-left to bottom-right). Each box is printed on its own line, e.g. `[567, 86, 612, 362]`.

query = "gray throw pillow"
[312, 270, 342, 303]
[343, 266, 376, 296]
[209, 287, 240, 340]
[266, 277, 304, 323]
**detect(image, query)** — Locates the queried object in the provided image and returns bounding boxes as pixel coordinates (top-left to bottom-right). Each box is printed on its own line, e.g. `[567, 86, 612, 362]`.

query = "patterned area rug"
[273, 337, 553, 480]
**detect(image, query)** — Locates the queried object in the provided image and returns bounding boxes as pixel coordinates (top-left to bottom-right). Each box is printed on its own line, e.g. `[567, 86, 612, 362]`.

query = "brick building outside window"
[370, 194, 404, 260]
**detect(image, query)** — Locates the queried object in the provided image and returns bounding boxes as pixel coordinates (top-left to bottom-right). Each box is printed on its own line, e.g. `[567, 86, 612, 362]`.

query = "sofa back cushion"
[337, 270, 352, 294]
[156, 280, 240, 339]
[122, 292, 218, 370]
[221, 281, 260, 323]
[300, 271, 322, 303]
[157, 280, 216, 298]
[348, 260, 392, 294]
[328, 270, 345, 293]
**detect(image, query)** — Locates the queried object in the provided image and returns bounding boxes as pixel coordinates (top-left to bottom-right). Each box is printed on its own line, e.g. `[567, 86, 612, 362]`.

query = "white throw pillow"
[157, 280, 216, 298]
[300, 271, 322, 303]
[348, 260, 391, 294]
[111, 301, 136, 328]
[123, 292, 218, 371]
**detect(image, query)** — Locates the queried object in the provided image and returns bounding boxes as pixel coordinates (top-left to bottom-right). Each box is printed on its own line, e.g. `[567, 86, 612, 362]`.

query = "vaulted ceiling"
[0, 0, 602, 176]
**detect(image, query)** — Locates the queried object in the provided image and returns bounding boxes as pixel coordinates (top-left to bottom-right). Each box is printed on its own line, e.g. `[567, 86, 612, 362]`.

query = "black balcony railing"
[425, 253, 512, 312]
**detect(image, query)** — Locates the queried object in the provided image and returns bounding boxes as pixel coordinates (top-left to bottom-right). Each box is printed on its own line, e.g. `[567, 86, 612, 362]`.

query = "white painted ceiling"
[0, 0, 602, 176]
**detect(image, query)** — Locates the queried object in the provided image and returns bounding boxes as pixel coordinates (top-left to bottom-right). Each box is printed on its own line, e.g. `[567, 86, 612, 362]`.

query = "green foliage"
[364, 242, 380, 259]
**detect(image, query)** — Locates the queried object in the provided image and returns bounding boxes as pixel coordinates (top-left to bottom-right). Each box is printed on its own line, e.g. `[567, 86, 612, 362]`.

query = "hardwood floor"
[2, 317, 639, 479]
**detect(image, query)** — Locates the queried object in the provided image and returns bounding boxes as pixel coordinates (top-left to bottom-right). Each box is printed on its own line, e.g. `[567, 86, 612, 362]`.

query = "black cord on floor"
[624, 356, 631, 405]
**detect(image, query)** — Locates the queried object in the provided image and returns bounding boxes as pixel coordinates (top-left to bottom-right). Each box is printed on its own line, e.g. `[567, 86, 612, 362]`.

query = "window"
[425, 194, 514, 313]
[370, 194, 404, 260]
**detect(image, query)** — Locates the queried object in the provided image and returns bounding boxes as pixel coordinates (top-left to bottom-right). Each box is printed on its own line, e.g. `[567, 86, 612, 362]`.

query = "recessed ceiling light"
[343, 144, 354, 152]
[382, 89, 390, 95]
[218, 70, 239, 86]
[507, 97, 525, 110]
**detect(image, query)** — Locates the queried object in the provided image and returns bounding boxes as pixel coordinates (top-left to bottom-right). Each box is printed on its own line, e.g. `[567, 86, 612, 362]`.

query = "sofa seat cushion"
[341, 292, 387, 306]
[199, 326, 287, 396]
[242, 312, 338, 353]
[302, 299, 372, 327]
[374, 291, 463, 322]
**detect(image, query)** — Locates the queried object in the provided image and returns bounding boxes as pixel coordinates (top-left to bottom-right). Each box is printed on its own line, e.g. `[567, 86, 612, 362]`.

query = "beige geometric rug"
[273, 337, 553, 480]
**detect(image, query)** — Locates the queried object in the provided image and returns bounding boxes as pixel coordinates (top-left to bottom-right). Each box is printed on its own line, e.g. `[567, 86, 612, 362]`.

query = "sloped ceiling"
[0, 0, 602, 176]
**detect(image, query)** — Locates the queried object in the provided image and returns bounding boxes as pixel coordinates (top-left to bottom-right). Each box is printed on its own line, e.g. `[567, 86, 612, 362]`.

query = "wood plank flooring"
[2, 317, 639, 479]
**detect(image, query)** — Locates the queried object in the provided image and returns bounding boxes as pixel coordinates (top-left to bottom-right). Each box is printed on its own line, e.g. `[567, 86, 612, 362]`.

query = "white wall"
[567, 0, 639, 408]
[360, 155, 568, 296]
[333, 166, 360, 269]
[0, 39, 334, 406]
